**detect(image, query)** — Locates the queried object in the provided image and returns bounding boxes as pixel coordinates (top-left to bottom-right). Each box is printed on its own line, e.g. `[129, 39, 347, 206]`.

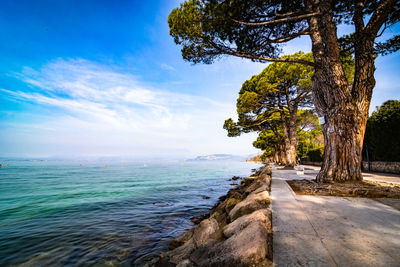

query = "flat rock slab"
[271, 169, 400, 267]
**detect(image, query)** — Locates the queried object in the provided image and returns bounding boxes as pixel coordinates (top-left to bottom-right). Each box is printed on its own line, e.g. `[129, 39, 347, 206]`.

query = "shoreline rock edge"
[146, 165, 273, 267]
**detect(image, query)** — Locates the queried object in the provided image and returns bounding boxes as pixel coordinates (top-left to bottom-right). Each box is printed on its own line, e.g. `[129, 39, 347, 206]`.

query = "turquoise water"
[0, 159, 261, 266]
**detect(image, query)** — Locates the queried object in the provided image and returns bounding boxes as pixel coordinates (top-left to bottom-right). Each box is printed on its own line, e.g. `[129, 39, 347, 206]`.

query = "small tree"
[169, 0, 399, 182]
[252, 123, 287, 165]
[252, 109, 323, 165]
[224, 52, 314, 166]
[296, 110, 324, 160]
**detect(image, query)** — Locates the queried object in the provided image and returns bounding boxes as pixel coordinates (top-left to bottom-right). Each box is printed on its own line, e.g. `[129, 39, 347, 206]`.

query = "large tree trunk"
[284, 140, 297, 167]
[306, 0, 383, 183]
[308, 0, 375, 183]
[281, 128, 297, 167]
[316, 105, 369, 182]
[273, 143, 288, 165]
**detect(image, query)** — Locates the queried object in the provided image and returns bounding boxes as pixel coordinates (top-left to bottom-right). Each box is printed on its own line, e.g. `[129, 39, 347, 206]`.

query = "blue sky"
[0, 0, 399, 158]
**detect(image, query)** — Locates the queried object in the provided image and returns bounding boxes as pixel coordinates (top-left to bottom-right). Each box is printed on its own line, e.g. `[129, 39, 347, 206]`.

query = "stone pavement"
[271, 168, 400, 267]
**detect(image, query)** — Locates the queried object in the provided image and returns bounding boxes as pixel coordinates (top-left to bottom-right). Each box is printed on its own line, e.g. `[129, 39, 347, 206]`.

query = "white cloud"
[1, 58, 258, 157]
[5, 59, 213, 131]
[160, 63, 175, 71]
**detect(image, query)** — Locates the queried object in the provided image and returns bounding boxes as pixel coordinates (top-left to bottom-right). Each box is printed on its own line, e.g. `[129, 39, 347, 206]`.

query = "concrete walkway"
[271, 168, 400, 267]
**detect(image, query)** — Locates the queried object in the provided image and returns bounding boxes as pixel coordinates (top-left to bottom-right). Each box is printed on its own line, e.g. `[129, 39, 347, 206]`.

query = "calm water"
[0, 159, 261, 266]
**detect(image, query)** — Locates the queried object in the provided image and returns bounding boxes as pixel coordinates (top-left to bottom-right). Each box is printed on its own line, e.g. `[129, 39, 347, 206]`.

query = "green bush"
[363, 100, 400, 162]
[307, 147, 324, 162]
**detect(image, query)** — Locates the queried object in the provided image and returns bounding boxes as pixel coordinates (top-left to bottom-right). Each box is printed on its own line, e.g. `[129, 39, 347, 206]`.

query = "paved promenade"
[271, 168, 400, 267]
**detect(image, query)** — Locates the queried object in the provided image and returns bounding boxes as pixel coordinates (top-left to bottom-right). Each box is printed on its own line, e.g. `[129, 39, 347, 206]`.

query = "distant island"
[187, 154, 248, 162]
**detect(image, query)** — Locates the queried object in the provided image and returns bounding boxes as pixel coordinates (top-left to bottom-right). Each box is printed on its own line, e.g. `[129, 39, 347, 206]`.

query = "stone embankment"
[147, 166, 273, 267]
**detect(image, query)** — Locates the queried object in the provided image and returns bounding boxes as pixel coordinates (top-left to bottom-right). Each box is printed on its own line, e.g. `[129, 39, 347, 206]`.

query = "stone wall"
[362, 161, 400, 174]
[300, 161, 322, 166]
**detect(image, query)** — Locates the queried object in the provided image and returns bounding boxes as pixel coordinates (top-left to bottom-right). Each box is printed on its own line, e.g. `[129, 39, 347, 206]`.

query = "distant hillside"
[187, 154, 246, 161]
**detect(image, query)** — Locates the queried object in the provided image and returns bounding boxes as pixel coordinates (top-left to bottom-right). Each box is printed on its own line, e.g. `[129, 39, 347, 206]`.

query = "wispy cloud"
[160, 63, 175, 71]
[3, 58, 226, 132]
[1, 58, 259, 157]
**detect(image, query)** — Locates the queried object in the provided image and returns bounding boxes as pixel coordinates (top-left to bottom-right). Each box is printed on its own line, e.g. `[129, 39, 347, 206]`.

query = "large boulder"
[240, 176, 259, 187]
[223, 209, 271, 238]
[245, 178, 266, 194]
[192, 218, 222, 247]
[259, 167, 272, 185]
[162, 218, 221, 264]
[224, 198, 241, 213]
[169, 228, 195, 250]
[226, 190, 245, 200]
[162, 239, 196, 264]
[260, 165, 272, 176]
[176, 259, 195, 267]
[190, 221, 272, 267]
[229, 191, 270, 221]
[250, 184, 270, 195]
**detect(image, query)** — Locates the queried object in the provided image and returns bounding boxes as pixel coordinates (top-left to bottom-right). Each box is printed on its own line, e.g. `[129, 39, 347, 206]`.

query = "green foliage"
[224, 51, 352, 137]
[223, 118, 242, 137]
[168, 0, 400, 64]
[253, 128, 284, 158]
[307, 147, 324, 162]
[223, 52, 326, 164]
[374, 35, 400, 56]
[340, 51, 355, 86]
[253, 109, 323, 161]
[224, 51, 314, 135]
[296, 110, 324, 159]
[363, 100, 400, 162]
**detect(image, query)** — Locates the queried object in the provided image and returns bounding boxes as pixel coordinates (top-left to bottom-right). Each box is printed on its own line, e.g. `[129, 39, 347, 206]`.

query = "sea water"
[0, 159, 261, 266]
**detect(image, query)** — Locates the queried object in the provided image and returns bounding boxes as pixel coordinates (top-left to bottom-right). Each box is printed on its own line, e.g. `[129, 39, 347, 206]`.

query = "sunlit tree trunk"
[307, 0, 378, 182]
[279, 98, 298, 167]
[281, 118, 297, 167]
[273, 143, 288, 166]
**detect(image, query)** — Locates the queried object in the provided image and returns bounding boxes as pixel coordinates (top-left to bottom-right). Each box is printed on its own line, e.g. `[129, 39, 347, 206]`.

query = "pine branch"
[230, 12, 320, 26]
[223, 50, 316, 66]
[365, 0, 397, 37]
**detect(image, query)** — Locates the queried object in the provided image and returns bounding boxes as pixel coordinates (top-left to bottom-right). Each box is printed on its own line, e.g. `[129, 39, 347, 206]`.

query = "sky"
[0, 0, 399, 159]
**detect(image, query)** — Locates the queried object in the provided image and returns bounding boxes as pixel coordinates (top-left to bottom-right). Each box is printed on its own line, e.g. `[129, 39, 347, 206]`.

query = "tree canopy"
[252, 109, 323, 164]
[169, 0, 399, 65]
[224, 52, 319, 166]
[223, 52, 314, 135]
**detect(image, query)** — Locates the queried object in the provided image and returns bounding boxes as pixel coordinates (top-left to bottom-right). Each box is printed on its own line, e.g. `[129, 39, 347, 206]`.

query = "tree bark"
[284, 140, 297, 167]
[280, 110, 297, 167]
[284, 118, 298, 167]
[273, 143, 288, 166]
[305, 0, 387, 183]
[316, 104, 368, 182]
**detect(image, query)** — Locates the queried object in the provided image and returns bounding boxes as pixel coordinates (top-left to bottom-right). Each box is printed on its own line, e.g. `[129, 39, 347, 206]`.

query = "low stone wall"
[147, 166, 273, 267]
[362, 161, 400, 174]
[300, 161, 322, 166]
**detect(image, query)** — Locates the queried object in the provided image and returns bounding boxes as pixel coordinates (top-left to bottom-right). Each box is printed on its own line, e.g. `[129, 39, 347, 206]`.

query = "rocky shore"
[146, 165, 273, 267]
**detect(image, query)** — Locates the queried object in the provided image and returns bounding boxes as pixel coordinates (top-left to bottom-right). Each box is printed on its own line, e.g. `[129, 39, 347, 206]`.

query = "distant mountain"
[187, 154, 247, 161]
